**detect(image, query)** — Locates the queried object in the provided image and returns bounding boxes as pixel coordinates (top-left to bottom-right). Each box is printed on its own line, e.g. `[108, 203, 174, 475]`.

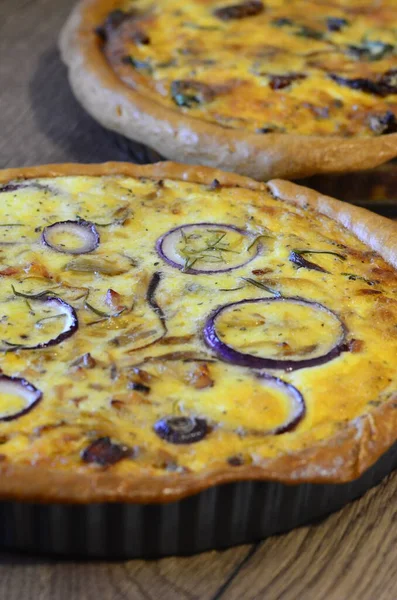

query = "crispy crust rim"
[59, 0, 397, 181]
[0, 161, 397, 503]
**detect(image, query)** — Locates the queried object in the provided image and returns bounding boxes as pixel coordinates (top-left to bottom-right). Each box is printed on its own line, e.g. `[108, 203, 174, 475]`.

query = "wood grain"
[0, 545, 252, 600]
[0, 0, 397, 598]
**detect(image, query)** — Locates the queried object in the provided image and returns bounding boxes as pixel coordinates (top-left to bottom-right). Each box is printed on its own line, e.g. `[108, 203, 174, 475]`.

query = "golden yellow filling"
[0, 175, 395, 476]
[103, 0, 397, 136]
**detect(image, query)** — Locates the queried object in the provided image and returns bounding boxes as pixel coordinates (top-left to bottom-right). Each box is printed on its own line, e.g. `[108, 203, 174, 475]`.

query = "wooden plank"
[0, 545, 252, 600]
[217, 472, 397, 600]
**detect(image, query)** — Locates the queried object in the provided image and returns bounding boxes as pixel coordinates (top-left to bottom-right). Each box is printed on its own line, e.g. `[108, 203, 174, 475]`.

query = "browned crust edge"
[58, 0, 397, 181]
[1, 161, 397, 504]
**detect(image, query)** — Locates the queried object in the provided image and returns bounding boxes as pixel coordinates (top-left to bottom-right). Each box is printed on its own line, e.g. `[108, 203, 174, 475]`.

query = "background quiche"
[61, 0, 397, 180]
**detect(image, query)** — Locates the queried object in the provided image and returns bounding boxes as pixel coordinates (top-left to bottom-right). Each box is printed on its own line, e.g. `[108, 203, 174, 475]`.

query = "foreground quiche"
[60, 0, 397, 180]
[0, 162, 396, 556]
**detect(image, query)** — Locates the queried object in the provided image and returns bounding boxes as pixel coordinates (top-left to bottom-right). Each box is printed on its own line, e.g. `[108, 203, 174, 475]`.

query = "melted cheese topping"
[0, 175, 395, 476]
[103, 0, 397, 136]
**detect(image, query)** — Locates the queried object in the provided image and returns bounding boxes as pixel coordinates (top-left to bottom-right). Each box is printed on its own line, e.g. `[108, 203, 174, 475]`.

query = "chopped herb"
[296, 25, 324, 40]
[219, 285, 246, 291]
[121, 55, 153, 73]
[341, 273, 375, 285]
[256, 124, 286, 134]
[25, 300, 35, 314]
[171, 80, 215, 107]
[347, 41, 394, 62]
[247, 233, 272, 251]
[242, 277, 281, 297]
[0, 223, 23, 227]
[179, 228, 240, 271]
[182, 22, 220, 31]
[292, 249, 346, 260]
[63, 257, 130, 275]
[271, 17, 293, 27]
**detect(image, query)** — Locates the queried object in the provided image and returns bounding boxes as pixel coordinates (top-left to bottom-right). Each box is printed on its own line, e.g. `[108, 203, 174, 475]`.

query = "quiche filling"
[99, 0, 397, 136]
[0, 175, 395, 476]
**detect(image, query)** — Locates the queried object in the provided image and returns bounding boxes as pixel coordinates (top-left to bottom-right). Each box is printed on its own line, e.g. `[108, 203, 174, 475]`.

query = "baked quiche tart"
[60, 0, 397, 180]
[0, 160, 395, 522]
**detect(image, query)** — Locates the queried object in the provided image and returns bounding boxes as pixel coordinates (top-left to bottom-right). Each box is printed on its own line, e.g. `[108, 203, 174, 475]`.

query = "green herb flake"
[292, 249, 346, 260]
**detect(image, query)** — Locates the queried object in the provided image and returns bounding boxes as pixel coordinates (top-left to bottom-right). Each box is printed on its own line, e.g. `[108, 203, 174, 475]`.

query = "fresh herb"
[182, 22, 220, 31]
[25, 300, 35, 314]
[121, 55, 153, 73]
[271, 17, 294, 27]
[256, 124, 286, 134]
[341, 273, 375, 285]
[219, 285, 246, 291]
[292, 249, 346, 260]
[0, 223, 23, 227]
[296, 25, 324, 40]
[63, 257, 130, 275]
[241, 277, 281, 297]
[247, 233, 272, 251]
[179, 228, 239, 271]
[347, 40, 394, 62]
[171, 80, 215, 107]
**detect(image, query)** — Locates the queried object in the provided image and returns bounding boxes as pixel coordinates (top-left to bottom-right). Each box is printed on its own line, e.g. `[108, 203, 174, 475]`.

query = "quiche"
[0, 161, 395, 505]
[60, 0, 397, 180]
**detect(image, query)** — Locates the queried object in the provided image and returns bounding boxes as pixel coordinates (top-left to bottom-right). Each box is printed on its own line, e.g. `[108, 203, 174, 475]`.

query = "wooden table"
[1, 1, 397, 598]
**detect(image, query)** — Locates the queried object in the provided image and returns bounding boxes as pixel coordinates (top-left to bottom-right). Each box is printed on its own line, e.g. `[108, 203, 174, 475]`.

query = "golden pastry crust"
[0, 161, 396, 504]
[59, 0, 397, 180]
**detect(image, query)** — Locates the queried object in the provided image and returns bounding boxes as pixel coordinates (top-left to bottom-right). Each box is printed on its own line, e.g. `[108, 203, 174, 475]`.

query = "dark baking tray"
[1, 440, 396, 559]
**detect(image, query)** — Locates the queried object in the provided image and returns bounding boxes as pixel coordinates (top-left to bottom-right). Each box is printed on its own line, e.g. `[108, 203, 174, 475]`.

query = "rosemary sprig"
[180, 228, 240, 270]
[247, 233, 273, 252]
[241, 277, 281, 297]
[341, 273, 375, 285]
[293, 249, 346, 260]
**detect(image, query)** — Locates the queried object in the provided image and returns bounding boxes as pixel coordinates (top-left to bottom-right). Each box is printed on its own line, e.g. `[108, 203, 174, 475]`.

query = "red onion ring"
[249, 374, 305, 434]
[0, 375, 42, 421]
[156, 223, 261, 274]
[1, 297, 78, 351]
[203, 297, 346, 371]
[42, 220, 100, 254]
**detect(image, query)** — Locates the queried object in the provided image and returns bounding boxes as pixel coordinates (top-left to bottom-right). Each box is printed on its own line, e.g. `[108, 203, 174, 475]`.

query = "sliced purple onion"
[154, 416, 209, 444]
[156, 223, 260, 274]
[203, 297, 346, 371]
[1, 297, 78, 351]
[252, 374, 305, 434]
[42, 220, 100, 254]
[0, 375, 42, 421]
